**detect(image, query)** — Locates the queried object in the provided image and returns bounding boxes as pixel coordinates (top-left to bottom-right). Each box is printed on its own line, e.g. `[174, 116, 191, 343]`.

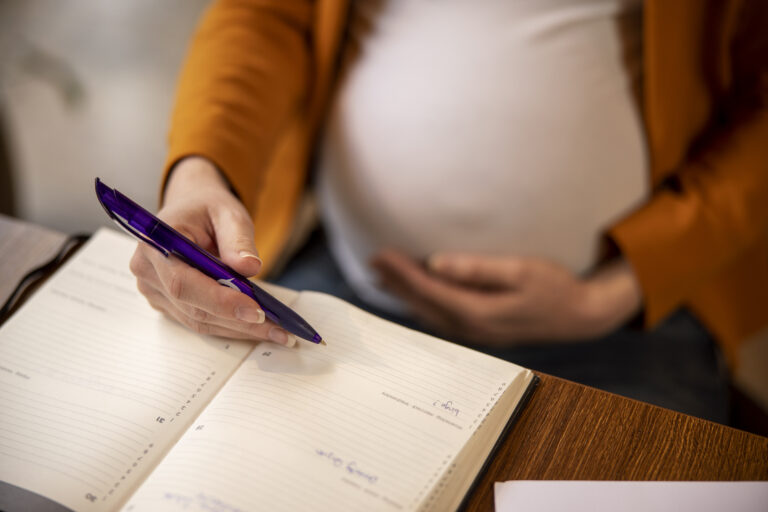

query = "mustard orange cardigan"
[163, 0, 768, 366]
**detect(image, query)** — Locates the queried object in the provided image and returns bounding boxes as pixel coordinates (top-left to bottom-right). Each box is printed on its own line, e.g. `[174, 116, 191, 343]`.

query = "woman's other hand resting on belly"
[371, 250, 642, 345]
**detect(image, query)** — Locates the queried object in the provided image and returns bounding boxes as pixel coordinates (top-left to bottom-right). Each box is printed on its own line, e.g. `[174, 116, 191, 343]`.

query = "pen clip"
[94, 178, 169, 257]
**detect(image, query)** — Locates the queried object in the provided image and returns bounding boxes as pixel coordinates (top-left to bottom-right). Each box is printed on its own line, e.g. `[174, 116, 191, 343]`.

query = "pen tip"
[320, 339, 327, 346]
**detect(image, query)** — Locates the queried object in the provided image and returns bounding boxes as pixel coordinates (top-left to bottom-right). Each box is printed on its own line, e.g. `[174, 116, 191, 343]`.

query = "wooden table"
[468, 377, 768, 509]
[2, 214, 767, 511]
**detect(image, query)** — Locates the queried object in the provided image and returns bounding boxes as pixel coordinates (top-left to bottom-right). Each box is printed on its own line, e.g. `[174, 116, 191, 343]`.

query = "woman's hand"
[371, 249, 642, 345]
[128, 157, 296, 346]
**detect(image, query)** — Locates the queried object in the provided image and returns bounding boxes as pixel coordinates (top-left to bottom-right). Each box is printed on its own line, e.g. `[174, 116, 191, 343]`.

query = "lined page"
[0, 228, 254, 512]
[424, 371, 532, 511]
[123, 291, 530, 511]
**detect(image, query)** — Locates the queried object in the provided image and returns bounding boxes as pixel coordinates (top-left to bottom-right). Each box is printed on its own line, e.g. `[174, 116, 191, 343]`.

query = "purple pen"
[94, 178, 324, 345]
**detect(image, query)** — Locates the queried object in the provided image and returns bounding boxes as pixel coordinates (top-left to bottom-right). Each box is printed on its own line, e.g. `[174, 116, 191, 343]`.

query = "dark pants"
[272, 230, 731, 425]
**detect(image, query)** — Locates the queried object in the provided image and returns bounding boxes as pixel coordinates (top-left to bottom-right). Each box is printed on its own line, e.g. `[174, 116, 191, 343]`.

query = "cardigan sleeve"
[162, 0, 314, 213]
[609, 1, 768, 327]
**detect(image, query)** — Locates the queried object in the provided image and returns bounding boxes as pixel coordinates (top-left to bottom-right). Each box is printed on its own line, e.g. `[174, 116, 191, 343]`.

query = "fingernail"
[239, 250, 263, 265]
[269, 326, 295, 347]
[236, 306, 265, 323]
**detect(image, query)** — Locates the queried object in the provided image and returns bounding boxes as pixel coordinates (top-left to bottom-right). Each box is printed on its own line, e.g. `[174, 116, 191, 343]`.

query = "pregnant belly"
[318, 0, 648, 275]
[319, 83, 648, 275]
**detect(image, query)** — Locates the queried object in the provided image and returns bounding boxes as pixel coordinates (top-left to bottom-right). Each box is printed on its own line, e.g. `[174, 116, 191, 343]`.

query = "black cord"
[0, 233, 90, 320]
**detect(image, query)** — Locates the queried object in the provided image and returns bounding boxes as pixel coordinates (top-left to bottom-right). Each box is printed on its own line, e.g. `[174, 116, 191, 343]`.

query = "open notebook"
[0, 228, 537, 512]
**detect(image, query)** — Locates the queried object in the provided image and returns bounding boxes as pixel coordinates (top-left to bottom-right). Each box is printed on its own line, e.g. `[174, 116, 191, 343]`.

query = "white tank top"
[317, 0, 649, 312]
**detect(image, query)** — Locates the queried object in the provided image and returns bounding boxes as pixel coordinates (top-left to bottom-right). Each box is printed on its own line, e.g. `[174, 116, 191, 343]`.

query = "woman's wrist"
[164, 156, 231, 204]
[582, 258, 643, 334]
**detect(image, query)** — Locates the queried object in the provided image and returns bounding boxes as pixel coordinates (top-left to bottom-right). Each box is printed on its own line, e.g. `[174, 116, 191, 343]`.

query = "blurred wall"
[0, 0, 209, 233]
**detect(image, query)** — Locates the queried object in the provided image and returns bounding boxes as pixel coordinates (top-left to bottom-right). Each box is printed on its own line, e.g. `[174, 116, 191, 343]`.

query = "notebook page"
[0, 228, 254, 512]
[122, 291, 529, 511]
[424, 371, 533, 511]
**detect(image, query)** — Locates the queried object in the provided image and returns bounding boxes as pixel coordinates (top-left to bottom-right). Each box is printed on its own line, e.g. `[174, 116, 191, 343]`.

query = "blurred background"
[0, 0, 208, 232]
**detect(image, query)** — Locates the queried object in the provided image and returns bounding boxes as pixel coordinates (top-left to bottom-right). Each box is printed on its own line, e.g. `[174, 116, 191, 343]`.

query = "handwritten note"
[316, 448, 379, 484]
[433, 399, 461, 417]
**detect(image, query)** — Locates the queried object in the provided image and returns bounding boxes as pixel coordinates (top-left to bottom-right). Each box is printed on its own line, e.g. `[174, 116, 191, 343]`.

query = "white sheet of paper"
[494, 480, 768, 512]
